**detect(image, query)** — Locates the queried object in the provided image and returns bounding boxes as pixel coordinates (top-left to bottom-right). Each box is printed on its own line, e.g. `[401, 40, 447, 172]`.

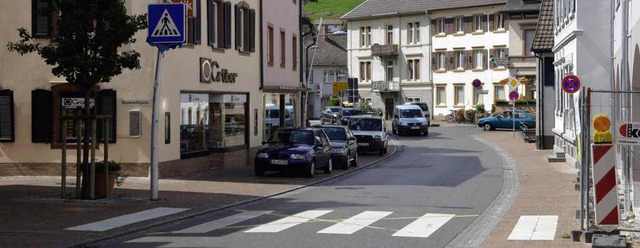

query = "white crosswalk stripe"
[173, 211, 273, 234]
[507, 215, 558, 240]
[392, 213, 455, 238]
[65, 207, 189, 232]
[244, 210, 333, 233]
[317, 211, 392, 235]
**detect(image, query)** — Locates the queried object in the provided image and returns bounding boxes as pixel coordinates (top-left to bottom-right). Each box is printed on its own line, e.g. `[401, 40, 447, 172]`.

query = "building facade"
[0, 0, 270, 177]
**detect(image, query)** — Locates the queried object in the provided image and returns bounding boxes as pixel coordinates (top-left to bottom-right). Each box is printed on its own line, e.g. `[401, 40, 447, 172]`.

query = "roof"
[531, 0, 553, 52]
[310, 35, 347, 66]
[341, 0, 508, 21]
[501, 0, 541, 13]
[315, 19, 343, 25]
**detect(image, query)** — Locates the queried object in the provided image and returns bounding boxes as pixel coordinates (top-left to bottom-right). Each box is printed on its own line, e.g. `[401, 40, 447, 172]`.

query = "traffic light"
[347, 78, 354, 103]
[353, 78, 359, 102]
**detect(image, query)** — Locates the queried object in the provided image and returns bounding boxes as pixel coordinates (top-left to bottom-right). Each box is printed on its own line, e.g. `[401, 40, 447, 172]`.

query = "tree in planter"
[7, 0, 146, 198]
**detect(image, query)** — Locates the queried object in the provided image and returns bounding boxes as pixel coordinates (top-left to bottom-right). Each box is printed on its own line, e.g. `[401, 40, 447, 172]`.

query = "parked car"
[339, 108, 362, 125]
[348, 115, 388, 156]
[265, 105, 294, 128]
[477, 110, 536, 131]
[391, 104, 429, 136]
[255, 127, 333, 178]
[314, 124, 358, 169]
[320, 106, 343, 124]
[404, 102, 431, 120]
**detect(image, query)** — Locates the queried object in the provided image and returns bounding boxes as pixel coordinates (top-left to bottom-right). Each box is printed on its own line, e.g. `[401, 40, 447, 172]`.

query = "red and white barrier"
[591, 143, 619, 226]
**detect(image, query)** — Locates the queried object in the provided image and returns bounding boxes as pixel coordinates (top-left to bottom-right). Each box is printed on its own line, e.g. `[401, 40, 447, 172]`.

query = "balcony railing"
[371, 44, 398, 57]
[371, 81, 400, 92]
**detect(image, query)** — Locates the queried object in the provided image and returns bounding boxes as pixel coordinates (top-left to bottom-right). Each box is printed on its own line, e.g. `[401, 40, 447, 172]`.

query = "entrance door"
[384, 98, 394, 120]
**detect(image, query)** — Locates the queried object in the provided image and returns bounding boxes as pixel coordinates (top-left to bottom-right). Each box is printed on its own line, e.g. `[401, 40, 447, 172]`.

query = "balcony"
[371, 81, 400, 92]
[371, 44, 398, 57]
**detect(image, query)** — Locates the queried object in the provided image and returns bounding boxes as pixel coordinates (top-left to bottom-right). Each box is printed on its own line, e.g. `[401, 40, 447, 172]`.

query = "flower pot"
[94, 171, 117, 198]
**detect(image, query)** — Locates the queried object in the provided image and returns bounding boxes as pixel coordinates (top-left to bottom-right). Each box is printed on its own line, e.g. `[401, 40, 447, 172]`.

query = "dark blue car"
[477, 110, 536, 131]
[255, 127, 333, 178]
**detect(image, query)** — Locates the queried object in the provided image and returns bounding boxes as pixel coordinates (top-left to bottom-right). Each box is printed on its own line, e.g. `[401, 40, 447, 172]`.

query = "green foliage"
[7, 0, 147, 90]
[358, 100, 370, 111]
[475, 104, 485, 113]
[495, 99, 509, 104]
[464, 109, 476, 121]
[95, 160, 121, 171]
[456, 109, 466, 122]
[327, 98, 341, 106]
[303, 0, 366, 25]
[516, 98, 536, 104]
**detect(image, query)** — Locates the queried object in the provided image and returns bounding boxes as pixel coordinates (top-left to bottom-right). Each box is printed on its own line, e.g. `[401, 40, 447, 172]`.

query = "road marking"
[317, 211, 392, 235]
[392, 213, 455, 238]
[507, 215, 558, 240]
[65, 207, 189, 232]
[244, 210, 333, 233]
[173, 211, 272, 234]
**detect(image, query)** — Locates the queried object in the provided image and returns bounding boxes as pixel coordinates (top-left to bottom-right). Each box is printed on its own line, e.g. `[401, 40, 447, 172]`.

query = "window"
[360, 26, 371, 47]
[407, 22, 420, 44]
[406, 97, 421, 102]
[280, 30, 286, 68]
[473, 15, 483, 32]
[436, 85, 446, 106]
[494, 14, 505, 30]
[524, 29, 536, 56]
[207, 0, 228, 48]
[0, 90, 14, 142]
[490, 48, 506, 68]
[234, 2, 255, 52]
[407, 59, 420, 80]
[32, 0, 59, 39]
[435, 51, 446, 70]
[455, 17, 464, 33]
[454, 51, 464, 69]
[386, 25, 393, 45]
[494, 85, 505, 100]
[267, 25, 274, 66]
[386, 60, 394, 81]
[436, 18, 445, 34]
[359, 61, 371, 81]
[166, 0, 200, 45]
[474, 86, 484, 105]
[292, 35, 297, 71]
[474, 49, 484, 69]
[454, 85, 464, 106]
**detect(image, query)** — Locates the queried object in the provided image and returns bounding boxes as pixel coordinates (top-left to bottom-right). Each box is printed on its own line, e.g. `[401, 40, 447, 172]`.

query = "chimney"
[321, 25, 328, 41]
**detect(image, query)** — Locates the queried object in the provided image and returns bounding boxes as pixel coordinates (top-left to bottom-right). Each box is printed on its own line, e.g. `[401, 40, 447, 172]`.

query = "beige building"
[0, 0, 266, 177]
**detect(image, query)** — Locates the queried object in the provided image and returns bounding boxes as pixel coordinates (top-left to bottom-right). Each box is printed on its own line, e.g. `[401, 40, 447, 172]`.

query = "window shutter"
[463, 50, 469, 70]
[430, 19, 435, 37]
[32, 0, 50, 38]
[445, 18, 453, 35]
[224, 1, 232, 49]
[468, 53, 474, 69]
[207, 0, 215, 46]
[0, 90, 14, 142]
[431, 53, 436, 71]
[234, 4, 241, 50]
[488, 14, 494, 32]
[195, 0, 202, 44]
[482, 15, 488, 32]
[446, 51, 453, 71]
[482, 49, 488, 70]
[463, 16, 472, 34]
[504, 15, 509, 31]
[97, 89, 117, 143]
[250, 9, 256, 52]
[32, 89, 52, 143]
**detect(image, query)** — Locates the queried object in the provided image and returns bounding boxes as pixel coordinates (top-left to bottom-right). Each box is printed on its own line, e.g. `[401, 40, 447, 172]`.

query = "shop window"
[32, 0, 59, 40]
[0, 90, 15, 142]
[235, 2, 255, 52]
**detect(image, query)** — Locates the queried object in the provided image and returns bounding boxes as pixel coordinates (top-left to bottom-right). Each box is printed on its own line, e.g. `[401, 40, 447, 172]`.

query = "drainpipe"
[534, 53, 544, 150]
[398, 14, 402, 103]
[301, 15, 316, 125]
[426, 11, 433, 119]
[259, 0, 264, 90]
[621, 0, 632, 214]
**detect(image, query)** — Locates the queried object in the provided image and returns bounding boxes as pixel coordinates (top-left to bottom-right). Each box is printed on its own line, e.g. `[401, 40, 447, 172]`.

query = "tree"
[7, 0, 147, 198]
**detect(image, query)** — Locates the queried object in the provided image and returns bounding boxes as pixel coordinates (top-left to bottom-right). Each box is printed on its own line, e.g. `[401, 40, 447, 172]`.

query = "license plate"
[271, 159, 288, 165]
[411, 126, 420, 129]
[358, 143, 369, 147]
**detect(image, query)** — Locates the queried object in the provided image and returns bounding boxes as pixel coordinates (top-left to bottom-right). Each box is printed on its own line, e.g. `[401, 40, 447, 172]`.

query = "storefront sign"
[200, 57, 238, 84]
[62, 98, 94, 108]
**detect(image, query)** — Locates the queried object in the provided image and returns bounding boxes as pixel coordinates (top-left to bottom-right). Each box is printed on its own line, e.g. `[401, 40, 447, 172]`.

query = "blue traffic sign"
[509, 90, 519, 101]
[472, 79, 481, 88]
[562, 75, 581, 94]
[148, 4, 186, 44]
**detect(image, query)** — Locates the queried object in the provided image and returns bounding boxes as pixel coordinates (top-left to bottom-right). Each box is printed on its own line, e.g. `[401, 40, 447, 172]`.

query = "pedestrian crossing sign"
[148, 3, 186, 44]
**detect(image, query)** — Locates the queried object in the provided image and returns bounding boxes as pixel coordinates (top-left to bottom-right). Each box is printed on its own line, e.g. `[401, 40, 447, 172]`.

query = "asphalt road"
[96, 125, 508, 248]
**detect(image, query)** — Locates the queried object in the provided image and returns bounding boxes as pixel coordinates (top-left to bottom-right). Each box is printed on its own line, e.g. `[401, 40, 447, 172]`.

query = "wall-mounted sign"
[62, 98, 94, 108]
[618, 122, 640, 145]
[121, 100, 151, 105]
[200, 57, 238, 83]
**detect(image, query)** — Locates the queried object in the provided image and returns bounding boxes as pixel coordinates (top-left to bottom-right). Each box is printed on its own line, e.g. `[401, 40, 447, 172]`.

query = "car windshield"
[269, 129, 314, 145]
[349, 118, 382, 131]
[328, 107, 341, 113]
[342, 109, 353, 116]
[415, 103, 428, 112]
[321, 127, 347, 140]
[266, 109, 279, 118]
[400, 109, 423, 118]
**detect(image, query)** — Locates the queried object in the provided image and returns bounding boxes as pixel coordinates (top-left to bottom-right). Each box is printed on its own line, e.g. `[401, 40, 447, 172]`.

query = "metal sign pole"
[150, 49, 163, 201]
[512, 100, 516, 137]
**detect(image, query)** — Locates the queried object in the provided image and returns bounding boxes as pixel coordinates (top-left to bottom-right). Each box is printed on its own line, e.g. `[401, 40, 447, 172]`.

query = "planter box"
[95, 171, 117, 198]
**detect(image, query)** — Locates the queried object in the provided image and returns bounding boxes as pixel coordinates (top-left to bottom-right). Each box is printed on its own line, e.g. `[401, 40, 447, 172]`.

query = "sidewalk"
[0, 129, 600, 247]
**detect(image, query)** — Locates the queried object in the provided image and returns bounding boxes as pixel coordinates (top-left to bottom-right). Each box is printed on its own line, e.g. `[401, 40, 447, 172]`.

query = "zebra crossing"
[66, 207, 559, 241]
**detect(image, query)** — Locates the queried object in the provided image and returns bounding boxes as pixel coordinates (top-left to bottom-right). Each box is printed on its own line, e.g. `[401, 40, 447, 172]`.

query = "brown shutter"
[504, 15, 509, 31]
[482, 15, 488, 32]
[249, 9, 256, 52]
[207, 0, 215, 47]
[234, 4, 240, 50]
[0, 90, 14, 142]
[446, 51, 453, 71]
[488, 14, 494, 32]
[32, 89, 52, 143]
[430, 19, 435, 37]
[445, 18, 454, 35]
[482, 49, 488, 70]
[463, 16, 472, 34]
[431, 53, 436, 71]
[194, 0, 201, 44]
[468, 51, 474, 69]
[224, 2, 232, 48]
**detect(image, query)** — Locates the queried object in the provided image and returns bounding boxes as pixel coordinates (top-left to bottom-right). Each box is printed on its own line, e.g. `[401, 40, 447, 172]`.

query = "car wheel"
[351, 152, 358, 167]
[324, 159, 332, 174]
[305, 160, 316, 178]
[483, 123, 493, 131]
[255, 166, 265, 177]
[423, 127, 429, 136]
[392, 125, 396, 134]
[378, 147, 384, 156]
[342, 153, 350, 170]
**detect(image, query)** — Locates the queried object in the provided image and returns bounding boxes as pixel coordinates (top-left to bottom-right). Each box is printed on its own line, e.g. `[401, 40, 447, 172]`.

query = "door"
[384, 98, 394, 120]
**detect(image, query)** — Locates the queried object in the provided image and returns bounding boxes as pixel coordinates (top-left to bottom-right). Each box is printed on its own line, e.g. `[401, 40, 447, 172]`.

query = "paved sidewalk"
[0, 128, 603, 248]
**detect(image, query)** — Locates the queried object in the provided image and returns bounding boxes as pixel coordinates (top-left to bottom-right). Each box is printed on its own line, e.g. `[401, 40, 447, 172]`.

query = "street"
[91, 124, 512, 248]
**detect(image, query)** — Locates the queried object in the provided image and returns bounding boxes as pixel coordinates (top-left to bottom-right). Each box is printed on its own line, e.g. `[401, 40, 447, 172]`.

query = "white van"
[391, 104, 429, 136]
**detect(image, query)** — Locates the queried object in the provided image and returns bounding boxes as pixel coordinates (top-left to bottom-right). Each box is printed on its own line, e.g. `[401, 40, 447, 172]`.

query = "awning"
[499, 77, 527, 84]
